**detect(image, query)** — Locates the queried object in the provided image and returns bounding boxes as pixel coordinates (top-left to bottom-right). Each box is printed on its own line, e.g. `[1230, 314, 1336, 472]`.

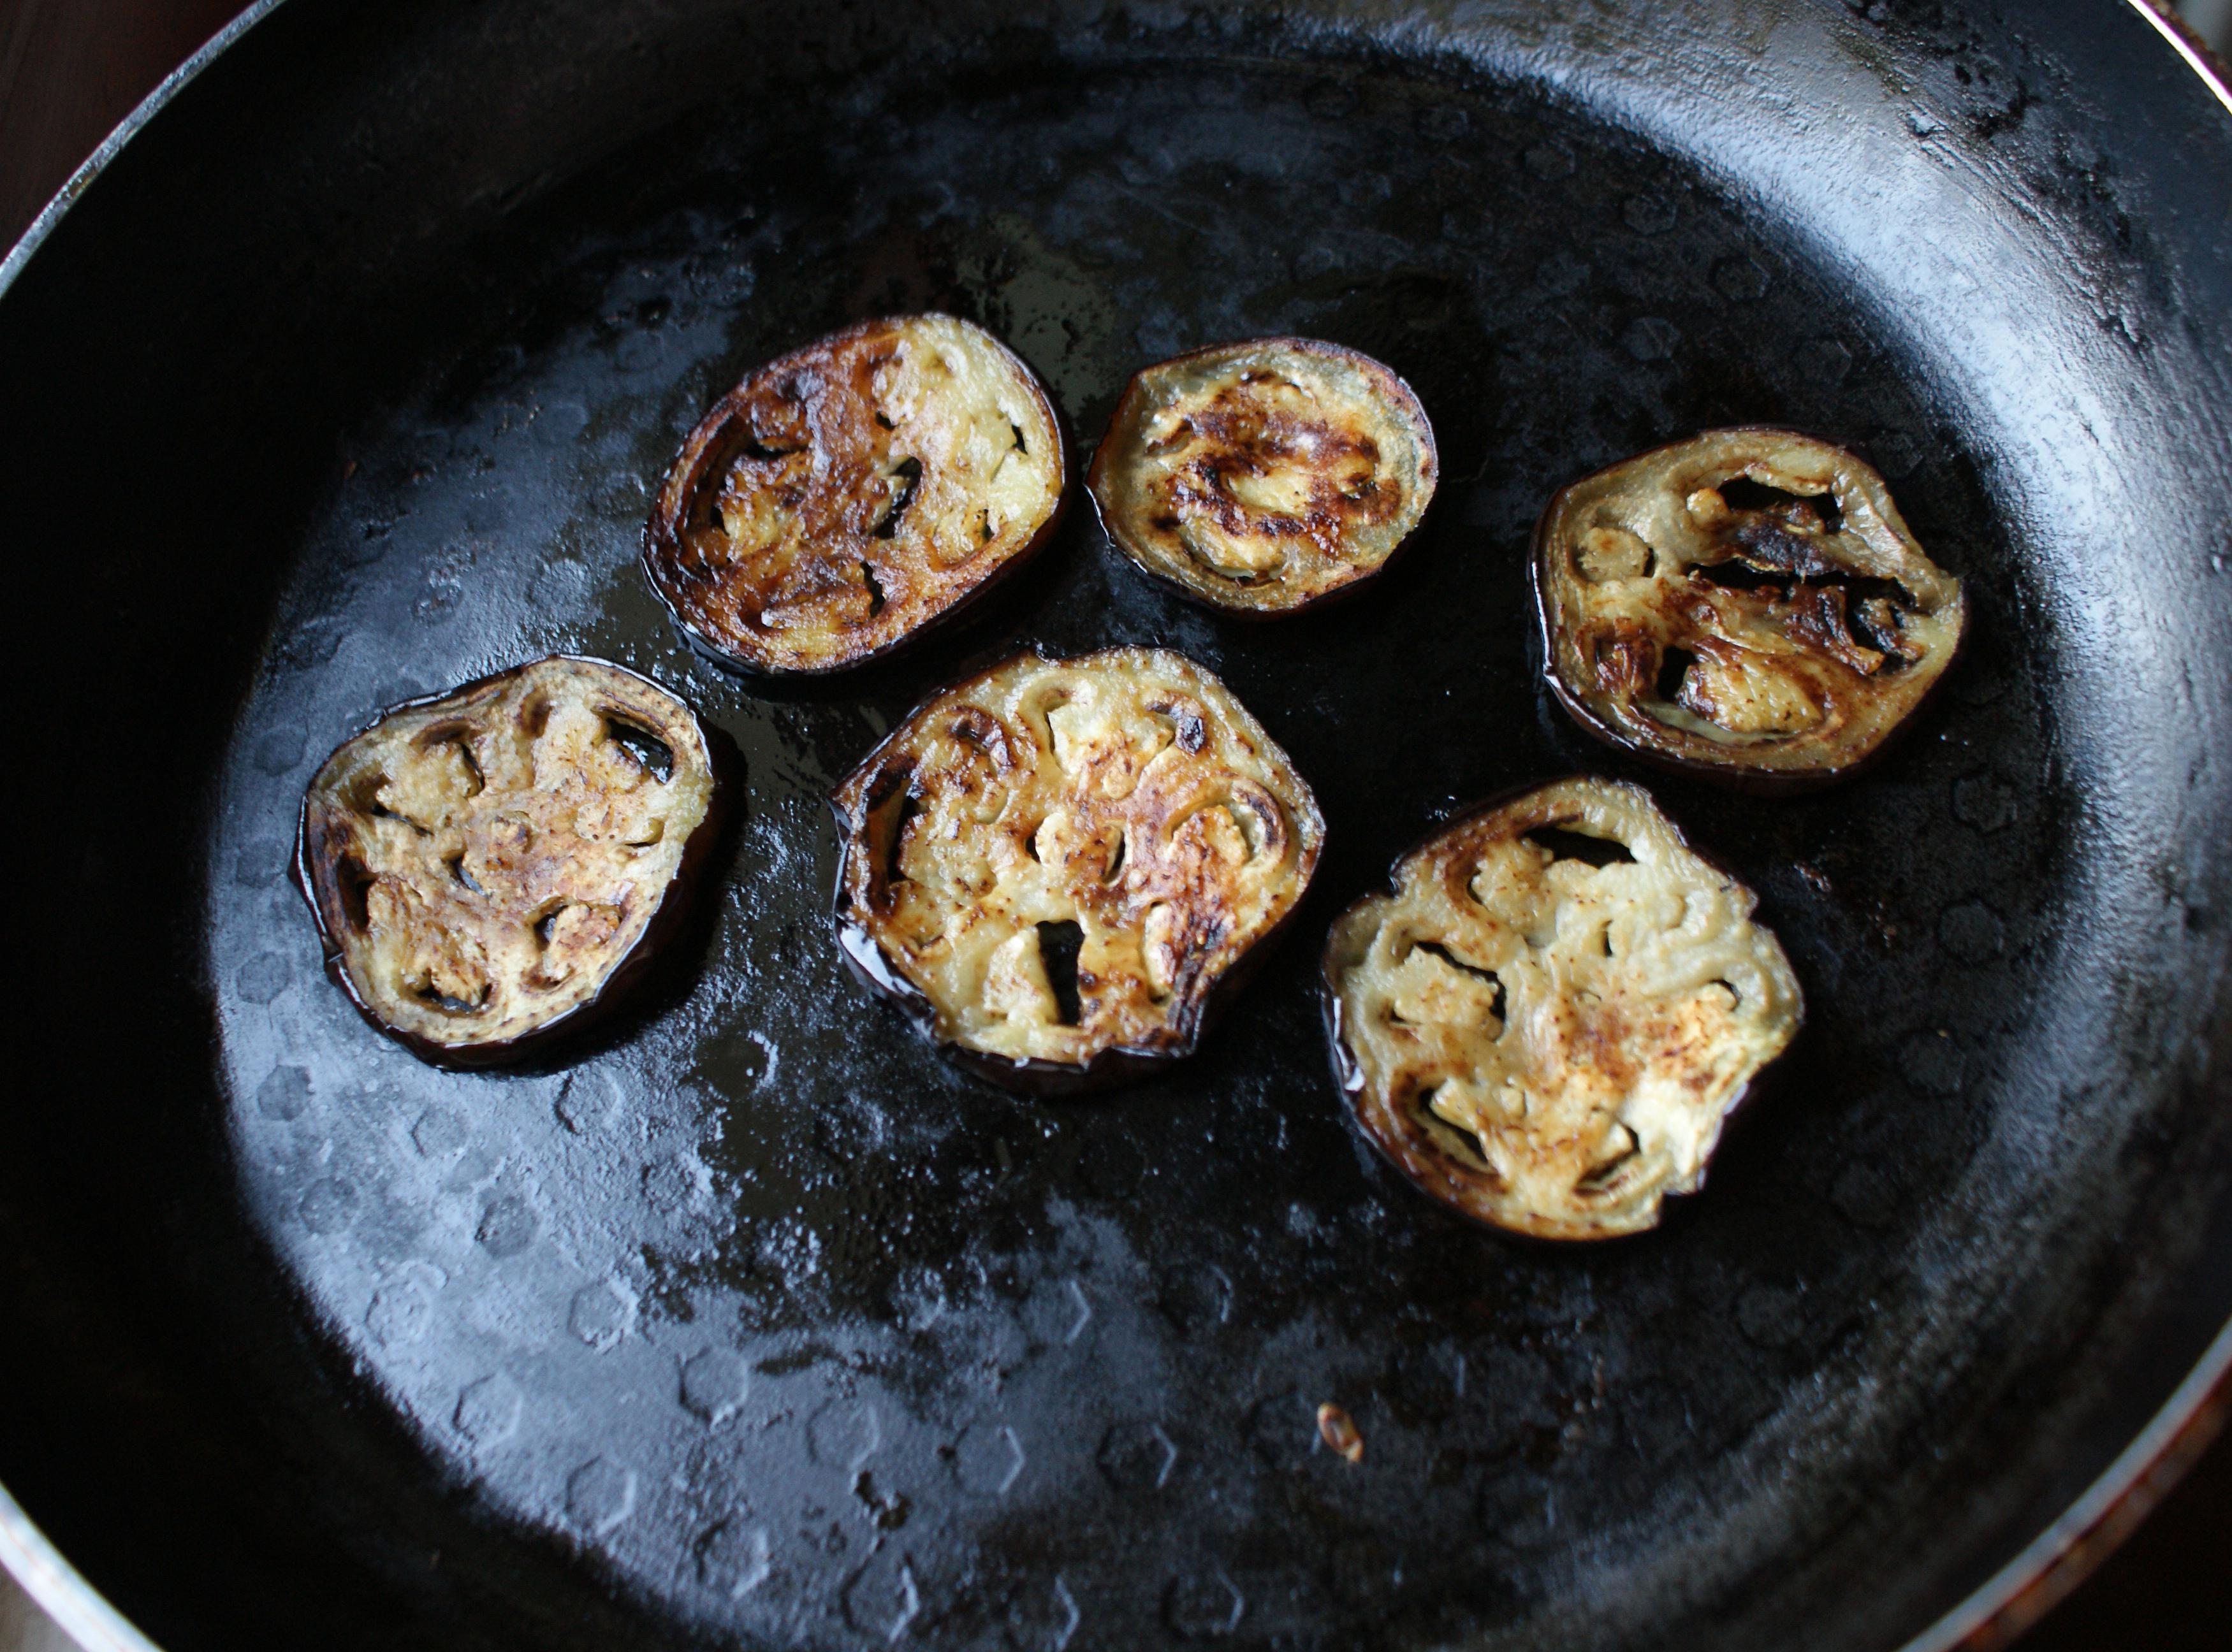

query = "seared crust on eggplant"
[1088, 338, 1437, 614]
[1324, 778, 1800, 1240]
[296, 655, 724, 1066]
[643, 314, 1067, 675]
[833, 648, 1325, 1091]
[1535, 428, 1964, 786]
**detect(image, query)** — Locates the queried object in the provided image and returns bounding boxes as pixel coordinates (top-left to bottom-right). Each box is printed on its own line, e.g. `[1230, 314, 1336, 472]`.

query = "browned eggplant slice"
[1323, 777, 1800, 1240]
[1535, 427, 1965, 786]
[642, 313, 1067, 676]
[1087, 337, 1438, 615]
[296, 655, 726, 1066]
[832, 647, 1325, 1092]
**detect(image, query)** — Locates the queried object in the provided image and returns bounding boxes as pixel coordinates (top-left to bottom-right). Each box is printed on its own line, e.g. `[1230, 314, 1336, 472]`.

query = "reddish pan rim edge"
[1, 1, 2228, 1648]
[1930, 1317, 2232, 1652]
[2133, 0, 2232, 117]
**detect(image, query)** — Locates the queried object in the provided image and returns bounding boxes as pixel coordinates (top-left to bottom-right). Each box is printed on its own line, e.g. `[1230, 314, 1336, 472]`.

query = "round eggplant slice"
[643, 313, 1068, 676]
[1535, 427, 1965, 786]
[1324, 777, 1800, 1240]
[296, 655, 726, 1066]
[1087, 337, 1437, 615]
[832, 648, 1325, 1092]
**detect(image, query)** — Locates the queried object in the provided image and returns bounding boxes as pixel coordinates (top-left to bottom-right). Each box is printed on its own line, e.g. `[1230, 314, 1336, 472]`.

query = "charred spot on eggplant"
[1535, 427, 1964, 785]
[832, 648, 1325, 1092]
[643, 314, 1067, 675]
[296, 655, 724, 1066]
[1088, 338, 1438, 616]
[1324, 777, 1800, 1240]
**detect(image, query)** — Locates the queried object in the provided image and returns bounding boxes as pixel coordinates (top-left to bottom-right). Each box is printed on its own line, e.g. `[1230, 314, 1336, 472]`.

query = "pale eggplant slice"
[832, 648, 1325, 1092]
[1324, 777, 1800, 1240]
[1535, 428, 1964, 787]
[1087, 338, 1437, 615]
[643, 313, 1067, 676]
[296, 655, 726, 1067]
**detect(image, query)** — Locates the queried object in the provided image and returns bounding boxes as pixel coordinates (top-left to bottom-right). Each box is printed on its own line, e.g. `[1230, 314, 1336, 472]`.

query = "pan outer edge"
[1899, 1315, 2232, 1652]
[2128, 0, 2232, 115]
[0, 1483, 162, 1652]
[0, 0, 2228, 1649]
[0, 0, 288, 297]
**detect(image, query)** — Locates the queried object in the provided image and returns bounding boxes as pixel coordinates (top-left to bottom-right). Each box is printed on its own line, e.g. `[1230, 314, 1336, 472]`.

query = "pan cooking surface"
[214, 53, 2071, 1649]
[5, 3, 2228, 1651]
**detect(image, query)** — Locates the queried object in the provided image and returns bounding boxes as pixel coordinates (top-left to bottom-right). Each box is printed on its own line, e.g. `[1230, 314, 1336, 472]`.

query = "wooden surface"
[1, 3, 2228, 1650]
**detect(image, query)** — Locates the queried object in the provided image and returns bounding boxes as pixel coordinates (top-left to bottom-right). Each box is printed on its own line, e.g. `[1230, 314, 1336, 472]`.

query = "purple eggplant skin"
[1319, 776, 1805, 1240]
[826, 646, 1327, 1098]
[641, 313, 1071, 679]
[1529, 553, 1966, 797]
[293, 655, 734, 1071]
[831, 879, 1316, 1099]
[650, 481, 1072, 683]
[1320, 953, 1797, 1245]
[1083, 461, 1436, 629]
[1086, 336, 1439, 621]
[1531, 426, 1967, 794]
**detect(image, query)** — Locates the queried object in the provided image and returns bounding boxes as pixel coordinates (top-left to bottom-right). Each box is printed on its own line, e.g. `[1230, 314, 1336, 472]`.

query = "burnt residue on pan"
[2, 3, 2229, 1652]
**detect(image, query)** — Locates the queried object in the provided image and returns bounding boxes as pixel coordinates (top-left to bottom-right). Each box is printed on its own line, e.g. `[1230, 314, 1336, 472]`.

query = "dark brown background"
[1, 2, 2225, 1648]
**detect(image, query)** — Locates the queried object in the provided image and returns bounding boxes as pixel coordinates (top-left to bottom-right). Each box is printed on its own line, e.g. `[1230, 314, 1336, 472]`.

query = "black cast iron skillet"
[3, 1, 2229, 1648]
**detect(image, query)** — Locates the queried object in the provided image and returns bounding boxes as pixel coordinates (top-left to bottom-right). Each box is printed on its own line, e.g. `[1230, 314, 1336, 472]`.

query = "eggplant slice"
[1324, 777, 1800, 1240]
[1088, 337, 1437, 614]
[1535, 427, 1964, 786]
[833, 647, 1325, 1092]
[296, 655, 724, 1066]
[643, 313, 1067, 675]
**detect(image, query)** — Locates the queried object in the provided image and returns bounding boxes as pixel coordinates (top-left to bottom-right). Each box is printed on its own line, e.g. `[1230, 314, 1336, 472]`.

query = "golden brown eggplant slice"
[1324, 777, 1800, 1240]
[833, 648, 1325, 1092]
[296, 655, 726, 1066]
[1088, 338, 1437, 615]
[1535, 428, 1964, 786]
[643, 313, 1067, 675]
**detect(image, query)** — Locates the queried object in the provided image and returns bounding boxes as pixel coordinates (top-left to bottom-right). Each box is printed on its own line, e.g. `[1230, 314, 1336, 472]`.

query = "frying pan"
[3, 1, 2229, 1648]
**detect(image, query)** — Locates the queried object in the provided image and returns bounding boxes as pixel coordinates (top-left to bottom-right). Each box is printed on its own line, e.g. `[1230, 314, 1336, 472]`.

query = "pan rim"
[0, 1484, 159, 1652]
[0, 1, 2228, 1648]
[1895, 1317, 2232, 1652]
[2130, 0, 2232, 117]
[0, 0, 288, 299]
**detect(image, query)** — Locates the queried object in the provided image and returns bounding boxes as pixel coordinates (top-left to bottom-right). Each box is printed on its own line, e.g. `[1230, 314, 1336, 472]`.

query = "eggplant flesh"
[1324, 777, 1800, 1240]
[296, 655, 723, 1065]
[642, 313, 1067, 675]
[1536, 428, 1964, 785]
[833, 648, 1325, 1091]
[1088, 337, 1437, 615]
